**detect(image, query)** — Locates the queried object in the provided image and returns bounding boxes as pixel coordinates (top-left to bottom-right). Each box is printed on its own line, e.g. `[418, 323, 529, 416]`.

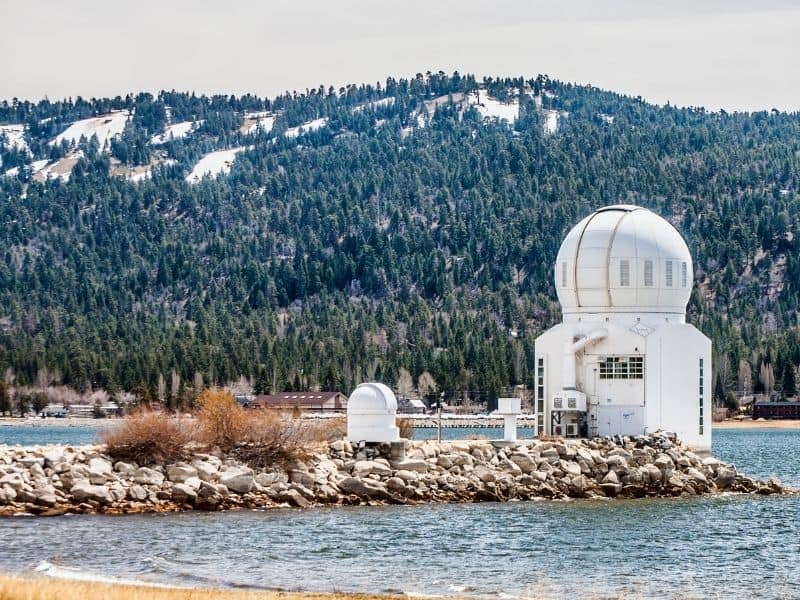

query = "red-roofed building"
[249, 392, 347, 412]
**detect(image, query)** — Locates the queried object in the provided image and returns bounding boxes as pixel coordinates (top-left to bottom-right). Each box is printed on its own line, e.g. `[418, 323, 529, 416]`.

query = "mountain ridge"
[0, 72, 798, 406]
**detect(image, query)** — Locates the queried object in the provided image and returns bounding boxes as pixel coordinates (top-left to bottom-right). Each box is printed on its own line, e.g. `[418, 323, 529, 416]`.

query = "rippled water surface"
[2, 428, 799, 599]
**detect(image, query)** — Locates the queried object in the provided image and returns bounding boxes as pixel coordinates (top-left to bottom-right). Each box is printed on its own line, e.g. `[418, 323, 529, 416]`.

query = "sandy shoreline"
[0, 574, 395, 600]
[713, 419, 800, 429]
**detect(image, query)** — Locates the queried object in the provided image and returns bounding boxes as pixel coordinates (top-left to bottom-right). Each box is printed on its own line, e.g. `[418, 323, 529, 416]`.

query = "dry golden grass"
[397, 418, 414, 440]
[0, 575, 398, 600]
[102, 411, 193, 465]
[196, 389, 248, 452]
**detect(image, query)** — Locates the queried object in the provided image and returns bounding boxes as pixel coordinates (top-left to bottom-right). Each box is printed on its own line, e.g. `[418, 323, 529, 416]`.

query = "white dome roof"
[347, 382, 397, 414]
[555, 205, 693, 315]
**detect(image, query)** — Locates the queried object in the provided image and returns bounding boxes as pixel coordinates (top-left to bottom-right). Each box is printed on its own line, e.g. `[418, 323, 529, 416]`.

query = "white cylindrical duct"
[562, 329, 607, 390]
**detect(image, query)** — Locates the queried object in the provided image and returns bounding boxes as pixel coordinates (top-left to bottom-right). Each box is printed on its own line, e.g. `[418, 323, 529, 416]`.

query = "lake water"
[0, 423, 536, 446]
[2, 428, 799, 598]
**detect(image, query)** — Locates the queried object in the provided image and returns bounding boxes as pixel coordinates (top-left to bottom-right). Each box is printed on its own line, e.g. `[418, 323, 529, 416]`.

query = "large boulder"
[70, 481, 111, 504]
[220, 468, 254, 494]
[172, 483, 198, 505]
[167, 465, 198, 483]
[127, 485, 148, 502]
[337, 477, 393, 501]
[508, 453, 537, 474]
[133, 467, 164, 487]
[34, 487, 58, 507]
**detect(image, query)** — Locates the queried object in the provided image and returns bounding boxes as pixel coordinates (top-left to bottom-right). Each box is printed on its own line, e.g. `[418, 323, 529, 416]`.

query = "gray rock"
[110, 462, 133, 476]
[255, 472, 284, 487]
[560, 461, 582, 477]
[601, 482, 622, 496]
[167, 465, 198, 483]
[220, 468, 254, 494]
[531, 470, 548, 482]
[473, 466, 496, 484]
[654, 454, 674, 472]
[0, 473, 24, 490]
[687, 468, 708, 485]
[172, 483, 197, 504]
[386, 477, 406, 493]
[127, 485, 148, 501]
[289, 470, 316, 487]
[192, 461, 218, 481]
[88, 458, 113, 477]
[34, 486, 58, 507]
[278, 488, 311, 508]
[395, 469, 418, 482]
[715, 467, 736, 489]
[70, 481, 111, 504]
[337, 477, 392, 500]
[602, 470, 620, 484]
[390, 459, 429, 473]
[183, 476, 202, 491]
[509, 453, 537, 473]
[133, 467, 164, 486]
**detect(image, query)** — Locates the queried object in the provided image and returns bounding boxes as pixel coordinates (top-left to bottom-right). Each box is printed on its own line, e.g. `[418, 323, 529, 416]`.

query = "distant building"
[249, 392, 347, 412]
[397, 397, 427, 414]
[752, 400, 800, 420]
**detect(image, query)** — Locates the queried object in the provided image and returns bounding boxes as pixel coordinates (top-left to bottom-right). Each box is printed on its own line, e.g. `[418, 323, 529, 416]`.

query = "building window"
[561, 261, 567, 287]
[699, 358, 704, 435]
[682, 262, 688, 288]
[644, 260, 653, 287]
[620, 260, 630, 287]
[536, 357, 545, 433]
[665, 261, 673, 287]
[599, 356, 644, 379]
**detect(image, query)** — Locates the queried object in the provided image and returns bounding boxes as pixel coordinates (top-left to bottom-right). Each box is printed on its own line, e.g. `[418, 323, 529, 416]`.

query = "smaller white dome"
[347, 383, 397, 414]
[555, 205, 693, 315]
[347, 382, 399, 443]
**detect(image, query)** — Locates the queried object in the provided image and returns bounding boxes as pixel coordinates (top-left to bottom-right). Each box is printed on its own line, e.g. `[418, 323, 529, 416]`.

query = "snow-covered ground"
[31, 151, 84, 182]
[242, 112, 276, 135]
[284, 117, 328, 138]
[185, 148, 244, 183]
[466, 90, 519, 122]
[543, 109, 569, 135]
[126, 159, 177, 182]
[353, 97, 395, 112]
[50, 111, 130, 151]
[150, 121, 201, 145]
[0, 124, 30, 153]
[599, 113, 615, 124]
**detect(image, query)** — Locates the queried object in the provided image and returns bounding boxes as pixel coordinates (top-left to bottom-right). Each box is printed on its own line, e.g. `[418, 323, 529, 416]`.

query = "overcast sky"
[1, 0, 799, 112]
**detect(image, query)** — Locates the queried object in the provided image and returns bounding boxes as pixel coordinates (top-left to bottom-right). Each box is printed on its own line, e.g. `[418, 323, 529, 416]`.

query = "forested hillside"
[1, 72, 799, 408]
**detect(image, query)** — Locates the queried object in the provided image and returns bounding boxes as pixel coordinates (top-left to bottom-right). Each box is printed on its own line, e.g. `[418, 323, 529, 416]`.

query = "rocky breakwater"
[0, 433, 791, 516]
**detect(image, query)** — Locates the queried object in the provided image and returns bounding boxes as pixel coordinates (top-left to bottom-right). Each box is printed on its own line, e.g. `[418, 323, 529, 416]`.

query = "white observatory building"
[534, 205, 711, 450]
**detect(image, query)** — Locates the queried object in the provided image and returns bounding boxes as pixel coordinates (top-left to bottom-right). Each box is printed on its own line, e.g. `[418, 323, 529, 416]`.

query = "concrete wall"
[535, 319, 712, 450]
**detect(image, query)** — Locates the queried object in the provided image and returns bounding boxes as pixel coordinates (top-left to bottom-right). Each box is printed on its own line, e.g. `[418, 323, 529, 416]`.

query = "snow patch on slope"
[50, 111, 130, 151]
[150, 121, 201, 145]
[186, 148, 245, 183]
[542, 109, 568, 135]
[241, 111, 276, 135]
[466, 90, 519, 122]
[284, 117, 329, 139]
[353, 98, 395, 112]
[0, 124, 30, 153]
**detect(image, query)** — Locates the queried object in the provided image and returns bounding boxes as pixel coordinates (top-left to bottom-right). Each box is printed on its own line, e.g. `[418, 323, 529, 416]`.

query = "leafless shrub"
[232, 411, 328, 468]
[101, 411, 193, 465]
